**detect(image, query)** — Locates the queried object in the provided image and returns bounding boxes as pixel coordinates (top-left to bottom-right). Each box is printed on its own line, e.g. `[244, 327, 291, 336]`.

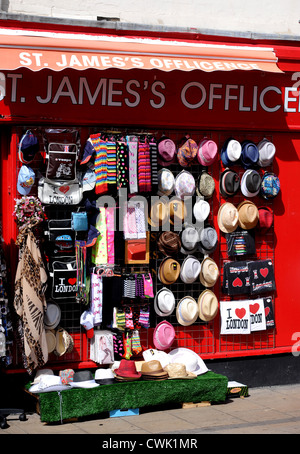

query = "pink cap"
[153, 320, 175, 350]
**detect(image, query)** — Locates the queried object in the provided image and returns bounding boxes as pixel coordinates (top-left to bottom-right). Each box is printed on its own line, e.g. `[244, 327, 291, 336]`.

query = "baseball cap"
[80, 310, 94, 338]
[17, 165, 35, 195]
[82, 169, 96, 192]
[18, 130, 39, 164]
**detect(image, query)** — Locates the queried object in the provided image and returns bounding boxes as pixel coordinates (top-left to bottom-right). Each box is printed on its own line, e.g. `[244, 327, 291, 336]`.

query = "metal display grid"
[11, 126, 276, 369]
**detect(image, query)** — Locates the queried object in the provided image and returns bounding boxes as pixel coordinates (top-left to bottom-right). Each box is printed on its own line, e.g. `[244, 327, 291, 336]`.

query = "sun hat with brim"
[142, 349, 171, 368]
[148, 198, 169, 228]
[217, 202, 239, 233]
[44, 301, 61, 330]
[168, 348, 209, 375]
[157, 231, 181, 256]
[241, 140, 259, 169]
[71, 370, 100, 388]
[199, 256, 219, 288]
[54, 328, 74, 357]
[174, 170, 195, 199]
[196, 171, 215, 198]
[241, 169, 262, 197]
[176, 296, 199, 326]
[258, 206, 274, 232]
[158, 257, 181, 285]
[193, 199, 210, 223]
[180, 255, 201, 284]
[165, 362, 197, 379]
[141, 360, 168, 378]
[180, 225, 200, 255]
[197, 138, 218, 166]
[46, 330, 56, 354]
[221, 138, 242, 166]
[260, 172, 280, 200]
[29, 375, 71, 393]
[157, 168, 175, 196]
[177, 138, 198, 167]
[198, 289, 219, 322]
[32, 368, 54, 385]
[157, 137, 177, 166]
[257, 138, 276, 167]
[219, 168, 240, 198]
[95, 368, 116, 385]
[153, 320, 176, 350]
[237, 200, 259, 230]
[169, 198, 187, 225]
[154, 287, 176, 317]
[198, 226, 218, 255]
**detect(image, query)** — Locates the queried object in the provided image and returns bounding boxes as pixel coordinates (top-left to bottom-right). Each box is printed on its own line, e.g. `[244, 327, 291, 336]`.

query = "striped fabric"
[149, 137, 159, 192]
[138, 141, 151, 193]
[90, 134, 108, 195]
[106, 140, 117, 187]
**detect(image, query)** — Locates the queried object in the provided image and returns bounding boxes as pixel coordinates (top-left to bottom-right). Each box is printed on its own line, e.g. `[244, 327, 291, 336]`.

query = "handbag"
[38, 177, 83, 205]
[71, 212, 88, 231]
[48, 256, 77, 300]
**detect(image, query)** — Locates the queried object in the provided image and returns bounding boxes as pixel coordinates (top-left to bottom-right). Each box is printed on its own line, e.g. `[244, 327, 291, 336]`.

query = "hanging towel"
[138, 141, 152, 193]
[127, 135, 138, 194]
[123, 201, 138, 240]
[106, 207, 115, 264]
[116, 140, 129, 189]
[149, 137, 159, 192]
[90, 273, 103, 325]
[89, 134, 108, 195]
[106, 140, 117, 189]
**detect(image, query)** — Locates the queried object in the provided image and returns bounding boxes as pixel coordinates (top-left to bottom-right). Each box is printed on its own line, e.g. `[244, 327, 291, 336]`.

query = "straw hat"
[180, 255, 201, 284]
[198, 289, 219, 322]
[199, 256, 219, 288]
[148, 198, 169, 227]
[157, 231, 181, 256]
[217, 202, 239, 233]
[158, 257, 180, 285]
[54, 327, 74, 357]
[169, 198, 187, 225]
[193, 199, 210, 223]
[153, 320, 176, 350]
[141, 360, 168, 380]
[237, 200, 259, 230]
[45, 329, 56, 354]
[165, 363, 197, 379]
[154, 287, 176, 317]
[196, 171, 215, 198]
[176, 296, 199, 326]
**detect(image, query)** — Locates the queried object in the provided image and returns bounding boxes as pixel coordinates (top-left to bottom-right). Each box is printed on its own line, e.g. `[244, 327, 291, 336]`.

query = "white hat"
[193, 199, 210, 223]
[226, 139, 242, 162]
[142, 348, 171, 368]
[180, 255, 201, 284]
[29, 375, 71, 393]
[45, 330, 56, 354]
[157, 168, 175, 196]
[70, 370, 99, 389]
[80, 310, 94, 338]
[44, 302, 61, 330]
[154, 287, 175, 317]
[176, 296, 198, 326]
[257, 138, 276, 167]
[174, 170, 195, 200]
[95, 368, 115, 384]
[168, 348, 209, 375]
[32, 368, 54, 385]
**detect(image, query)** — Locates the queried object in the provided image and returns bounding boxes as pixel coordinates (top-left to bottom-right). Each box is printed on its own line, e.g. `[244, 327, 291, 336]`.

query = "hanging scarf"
[13, 231, 48, 372]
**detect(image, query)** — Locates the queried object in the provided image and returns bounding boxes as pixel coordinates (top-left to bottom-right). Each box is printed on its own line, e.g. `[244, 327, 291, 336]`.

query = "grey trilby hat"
[180, 225, 200, 255]
[198, 226, 218, 255]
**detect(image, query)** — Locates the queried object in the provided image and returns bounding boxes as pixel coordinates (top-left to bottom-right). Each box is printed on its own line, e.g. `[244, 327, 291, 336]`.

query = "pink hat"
[158, 137, 177, 166]
[197, 139, 218, 166]
[153, 320, 175, 350]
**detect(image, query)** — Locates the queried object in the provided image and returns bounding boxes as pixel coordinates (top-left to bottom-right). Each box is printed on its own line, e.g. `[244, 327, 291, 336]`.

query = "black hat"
[220, 168, 240, 197]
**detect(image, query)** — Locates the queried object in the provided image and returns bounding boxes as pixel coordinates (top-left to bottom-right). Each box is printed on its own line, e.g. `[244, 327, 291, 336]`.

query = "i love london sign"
[220, 299, 267, 335]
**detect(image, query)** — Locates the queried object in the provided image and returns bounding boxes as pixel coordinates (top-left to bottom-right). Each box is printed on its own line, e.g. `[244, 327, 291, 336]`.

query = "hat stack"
[199, 256, 219, 288]
[217, 202, 239, 233]
[219, 168, 240, 198]
[198, 226, 218, 255]
[260, 173, 280, 200]
[198, 289, 219, 322]
[180, 225, 200, 255]
[154, 287, 176, 317]
[180, 256, 201, 284]
[193, 199, 210, 223]
[241, 169, 262, 197]
[114, 359, 142, 381]
[158, 257, 181, 285]
[176, 296, 199, 326]
[158, 231, 181, 256]
[177, 138, 198, 167]
[196, 171, 215, 198]
[197, 138, 218, 166]
[257, 138, 276, 167]
[157, 168, 175, 196]
[237, 200, 259, 230]
[153, 320, 176, 350]
[241, 140, 259, 169]
[141, 360, 169, 380]
[174, 171, 195, 199]
[157, 137, 177, 166]
[221, 138, 242, 166]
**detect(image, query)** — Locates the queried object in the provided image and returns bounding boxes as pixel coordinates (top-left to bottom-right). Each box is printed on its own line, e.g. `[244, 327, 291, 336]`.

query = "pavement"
[1, 383, 300, 436]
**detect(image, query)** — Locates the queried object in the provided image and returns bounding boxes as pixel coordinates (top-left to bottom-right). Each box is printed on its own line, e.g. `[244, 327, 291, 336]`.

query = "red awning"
[0, 28, 282, 73]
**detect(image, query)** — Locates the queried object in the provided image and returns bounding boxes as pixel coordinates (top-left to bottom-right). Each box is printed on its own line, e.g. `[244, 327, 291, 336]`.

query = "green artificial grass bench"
[29, 371, 228, 424]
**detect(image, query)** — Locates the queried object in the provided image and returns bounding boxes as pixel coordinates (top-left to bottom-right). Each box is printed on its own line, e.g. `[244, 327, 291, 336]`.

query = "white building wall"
[3, 0, 300, 37]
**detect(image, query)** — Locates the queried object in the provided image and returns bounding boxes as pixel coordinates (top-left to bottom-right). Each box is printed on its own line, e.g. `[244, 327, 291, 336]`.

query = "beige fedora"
[169, 198, 187, 225]
[237, 200, 259, 230]
[158, 257, 181, 285]
[45, 329, 56, 354]
[199, 257, 219, 288]
[217, 202, 239, 233]
[198, 289, 219, 322]
[148, 198, 169, 227]
[176, 296, 198, 326]
[54, 327, 74, 357]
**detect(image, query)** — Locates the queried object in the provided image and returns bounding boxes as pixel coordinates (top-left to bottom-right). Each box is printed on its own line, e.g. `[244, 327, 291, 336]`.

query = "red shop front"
[1, 20, 300, 386]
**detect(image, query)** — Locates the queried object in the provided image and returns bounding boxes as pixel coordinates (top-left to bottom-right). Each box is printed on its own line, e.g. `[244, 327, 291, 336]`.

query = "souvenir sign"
[249, 298, 266, 332]
[220, 300, 251, 335]
[248, 259, 276, 295]
[263, 296, 275, 329]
